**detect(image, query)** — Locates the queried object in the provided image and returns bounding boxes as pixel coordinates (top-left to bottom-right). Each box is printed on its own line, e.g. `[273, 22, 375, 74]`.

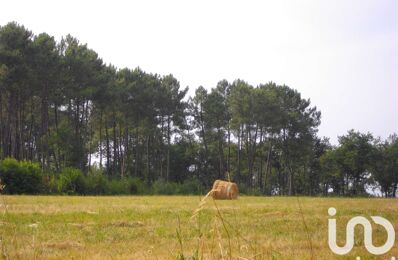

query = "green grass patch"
[0, 196, 397, 259]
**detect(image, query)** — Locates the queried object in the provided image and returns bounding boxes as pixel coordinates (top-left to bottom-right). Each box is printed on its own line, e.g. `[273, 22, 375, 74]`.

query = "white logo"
[328, 207, 396, 258]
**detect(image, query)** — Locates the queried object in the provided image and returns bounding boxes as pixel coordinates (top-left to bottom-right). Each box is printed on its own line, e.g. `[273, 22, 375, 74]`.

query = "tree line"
[0, 22, 397, 196]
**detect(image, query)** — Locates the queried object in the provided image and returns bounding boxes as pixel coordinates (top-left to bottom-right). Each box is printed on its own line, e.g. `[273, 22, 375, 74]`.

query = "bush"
[0, 158, 43, 194]
[45, 174, 59, 194]
[83, 173, 108, 195]
[57, 167, 85, 194]
[127, 177, 147, 194]
[177, 178, 203, 195]
[107, 178, 129, 195]
[0, 158, 204, 195]
[151, 178, 203, 195]
[152, 179, 179, 195]
[238, 183, 262, 196]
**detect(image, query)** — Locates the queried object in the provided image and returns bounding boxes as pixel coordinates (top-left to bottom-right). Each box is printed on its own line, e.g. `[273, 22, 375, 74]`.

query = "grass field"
[0, 195, 397, 259]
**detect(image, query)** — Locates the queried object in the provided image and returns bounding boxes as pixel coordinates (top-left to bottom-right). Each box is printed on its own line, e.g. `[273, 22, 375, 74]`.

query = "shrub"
[83, 173, 108, 195]
[0, 159, 205, 195]
[107, 178, 129, 195]
[238, 183, 261, 196]
[45, 174, 59, 194]
[125, 177, 143, 194]
[57, 167, 85, 194]
[0, 158, 43, 194]
[152, 179, 178, 195]
[177, 178, 203, 195]
[151, 178, 203, 195]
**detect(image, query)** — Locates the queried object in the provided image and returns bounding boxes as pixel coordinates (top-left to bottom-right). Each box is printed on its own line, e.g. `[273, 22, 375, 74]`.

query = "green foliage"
[0, 158, 43, 194]
[127, 177, 147, 194]
[0, 22, 397, 197]
[152, 179, 179, 195]
[102, 177, 146, 195]
[238, 183, 262, 196]
[371, 134, 398, 197]
[151, 178, 204, 195]
[56, 168, 149, 195]
[0, 158, 204, 195]
[106, 178, 129, 195]
[57, 167, 85, 194]
[177, 178, 203, 195]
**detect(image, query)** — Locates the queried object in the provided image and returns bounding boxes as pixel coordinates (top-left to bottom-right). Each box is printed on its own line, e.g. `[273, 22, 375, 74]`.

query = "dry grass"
[0, 195, 397, 259]
[43, 240, 83, 250]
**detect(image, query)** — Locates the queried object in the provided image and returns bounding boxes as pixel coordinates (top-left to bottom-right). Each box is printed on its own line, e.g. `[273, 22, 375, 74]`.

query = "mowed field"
[0, 196, 397, 259]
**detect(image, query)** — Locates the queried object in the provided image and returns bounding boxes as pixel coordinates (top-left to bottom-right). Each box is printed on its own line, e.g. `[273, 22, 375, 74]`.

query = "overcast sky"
[1, 0, 397, 144]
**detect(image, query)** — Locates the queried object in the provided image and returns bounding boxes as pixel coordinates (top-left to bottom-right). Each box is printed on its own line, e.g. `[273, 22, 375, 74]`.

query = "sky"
[1, 0, 397, 144]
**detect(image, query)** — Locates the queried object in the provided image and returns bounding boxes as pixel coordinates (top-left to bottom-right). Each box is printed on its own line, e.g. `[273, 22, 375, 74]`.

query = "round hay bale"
[211, 180, 239, 200]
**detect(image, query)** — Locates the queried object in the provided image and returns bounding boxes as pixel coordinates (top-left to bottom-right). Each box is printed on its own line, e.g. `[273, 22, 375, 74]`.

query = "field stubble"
[0, 195, 397, 259]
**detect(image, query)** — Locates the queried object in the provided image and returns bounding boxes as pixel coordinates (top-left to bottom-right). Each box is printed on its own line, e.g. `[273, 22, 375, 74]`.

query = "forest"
[0, 22, 397, 197]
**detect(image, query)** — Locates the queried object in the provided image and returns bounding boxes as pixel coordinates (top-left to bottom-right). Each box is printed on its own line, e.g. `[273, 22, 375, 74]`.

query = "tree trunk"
[28, 101, 35, 161]
[14, 92, 21, 160]
[105, 120, 111, 175]
[166, 116, 171, 182]
[227, 124, 231, 174]
[0, 91, 4, 160]
[217, 127, 225, 179]
[123, 123, 129, 177]
[7, 90, 16, 158]
[264, 138, 272, 194]
[146, 135, 150, 183]
[99, 110, 103, 168]
[0, 91, 3, 159]
[135, 126, 139, 178]
[200, 115, 208, 155]
[160, 115, 164, 179]
[118, 123, 124, 177]
[258, 129, 263, 190]
[88, 121, 93, 172]
[237, 124, 241, 182]
[19, 96, 25, 160]
[53, 105, 61, 170]
[288, 164, 294, 196]
[41, 83, 49, 170]
[248, 125, 258, 186]
[112, 112, 118, 174]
